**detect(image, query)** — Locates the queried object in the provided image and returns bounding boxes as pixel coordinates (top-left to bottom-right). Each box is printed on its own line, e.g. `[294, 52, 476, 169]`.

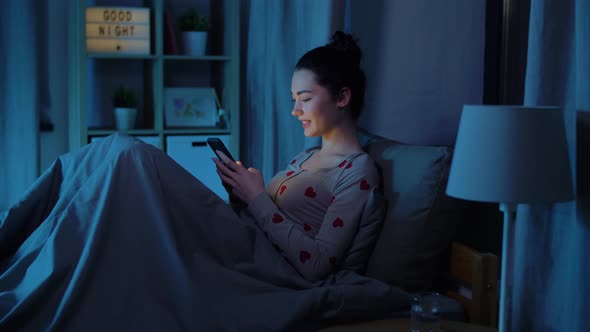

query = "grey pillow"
[341, 188, 386, 274]
[359, 133, 462, 291]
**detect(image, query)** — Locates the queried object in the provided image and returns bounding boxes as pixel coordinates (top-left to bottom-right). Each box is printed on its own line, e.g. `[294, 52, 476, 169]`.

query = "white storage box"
[166, 135, 230, 202]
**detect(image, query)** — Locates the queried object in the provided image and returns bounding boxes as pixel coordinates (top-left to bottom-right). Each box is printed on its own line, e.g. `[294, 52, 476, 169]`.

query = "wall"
[351, 0, 486, 146]
[348, 0, 503, 257]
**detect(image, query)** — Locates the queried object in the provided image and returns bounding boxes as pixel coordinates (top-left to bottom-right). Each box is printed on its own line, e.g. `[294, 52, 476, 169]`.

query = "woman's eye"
[302, 98, 311, 103]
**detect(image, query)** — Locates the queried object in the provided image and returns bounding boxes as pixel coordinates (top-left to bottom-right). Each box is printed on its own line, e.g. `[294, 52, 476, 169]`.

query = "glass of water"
[410, 292, 442, 332]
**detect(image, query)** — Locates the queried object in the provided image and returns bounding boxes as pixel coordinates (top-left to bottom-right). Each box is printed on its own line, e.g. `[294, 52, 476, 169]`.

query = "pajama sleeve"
[246, 156, 379, 282]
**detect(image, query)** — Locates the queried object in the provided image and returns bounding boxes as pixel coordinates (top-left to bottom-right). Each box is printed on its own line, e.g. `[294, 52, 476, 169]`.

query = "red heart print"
[338, 160, 347, 168]
[304, 223, 311, 231]
[280, 185, 287, 195]
[290, 159, 297, 165]
[304, 187, 317, 198]
[329, 257, 337, 265]
[330, 196, 335, 204]
[286, 171, 295, 177]
[272, 214, 284, 224]
[360, 180, 370, 190]
[332, 217, 344, 228]
[345, 162, 353, 169]
[300, 250, 311, 263]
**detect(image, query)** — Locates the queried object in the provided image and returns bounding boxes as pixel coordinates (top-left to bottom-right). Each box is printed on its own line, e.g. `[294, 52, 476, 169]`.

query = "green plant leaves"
[113, 86, 137, 108]
[178, 8, 208, 32]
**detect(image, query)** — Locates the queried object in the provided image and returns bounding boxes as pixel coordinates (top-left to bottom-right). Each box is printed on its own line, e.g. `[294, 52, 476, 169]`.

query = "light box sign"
[86, 7, 151, 54]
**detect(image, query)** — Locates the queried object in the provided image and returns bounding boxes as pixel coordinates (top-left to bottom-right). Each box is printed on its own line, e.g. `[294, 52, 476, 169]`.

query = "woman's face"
[290, 69, 345, 137]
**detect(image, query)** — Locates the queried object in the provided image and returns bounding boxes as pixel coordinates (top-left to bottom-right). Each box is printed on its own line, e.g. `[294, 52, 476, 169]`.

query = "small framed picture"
[164, 87, 219, 128]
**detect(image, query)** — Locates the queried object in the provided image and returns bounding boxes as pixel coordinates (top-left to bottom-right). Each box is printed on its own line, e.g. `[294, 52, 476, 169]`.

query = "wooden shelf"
[88, 128, 232, 136]
[87, 53, 157, 60]
[88, 129, 159, 136]
[163, 128, 232, 135]
[162, 55, 231, 61]
[87, 54, 231, 61]
[70, 0, 241, 160]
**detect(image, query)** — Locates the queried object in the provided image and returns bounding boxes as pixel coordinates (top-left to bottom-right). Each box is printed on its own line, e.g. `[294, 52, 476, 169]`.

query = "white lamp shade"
[446, 105, 574, 204]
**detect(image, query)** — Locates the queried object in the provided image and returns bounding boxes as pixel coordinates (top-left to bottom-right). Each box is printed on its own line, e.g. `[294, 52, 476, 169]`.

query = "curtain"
[512, 0, 590, 330]
[0, 0, 43, 211]
[243, 0, 345, 182]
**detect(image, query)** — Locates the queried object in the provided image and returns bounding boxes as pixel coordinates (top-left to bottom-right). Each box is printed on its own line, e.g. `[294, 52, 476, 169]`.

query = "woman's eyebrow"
[295, 90, 312, 95]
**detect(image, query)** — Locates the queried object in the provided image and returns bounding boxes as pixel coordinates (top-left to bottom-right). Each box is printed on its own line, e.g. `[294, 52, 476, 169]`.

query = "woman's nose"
[292, 106, 303, 117]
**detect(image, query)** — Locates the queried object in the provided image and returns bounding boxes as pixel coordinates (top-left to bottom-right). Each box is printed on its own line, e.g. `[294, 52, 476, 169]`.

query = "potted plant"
[112, 86, 138, 130]
[178, 8, 209, 56]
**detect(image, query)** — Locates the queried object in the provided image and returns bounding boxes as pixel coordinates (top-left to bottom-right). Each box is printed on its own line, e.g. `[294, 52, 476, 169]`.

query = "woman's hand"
[213, 151, 265, 205]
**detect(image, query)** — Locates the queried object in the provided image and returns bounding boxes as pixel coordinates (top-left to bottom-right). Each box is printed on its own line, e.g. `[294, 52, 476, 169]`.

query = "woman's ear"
[336, 87, 351, 108]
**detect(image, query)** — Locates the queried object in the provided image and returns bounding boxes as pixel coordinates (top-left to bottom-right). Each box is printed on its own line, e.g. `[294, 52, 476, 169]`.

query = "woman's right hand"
[214, 159, 244, 205]
[213, 152, 266, 205]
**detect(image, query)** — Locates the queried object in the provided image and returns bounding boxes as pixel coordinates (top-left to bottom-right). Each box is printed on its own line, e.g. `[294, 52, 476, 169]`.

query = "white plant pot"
[182, 31, 208, 56]
[114, 107, 137, 130]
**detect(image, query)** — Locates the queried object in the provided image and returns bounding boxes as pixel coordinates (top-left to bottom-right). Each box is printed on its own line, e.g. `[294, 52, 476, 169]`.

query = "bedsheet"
[0, 134, 410, 332]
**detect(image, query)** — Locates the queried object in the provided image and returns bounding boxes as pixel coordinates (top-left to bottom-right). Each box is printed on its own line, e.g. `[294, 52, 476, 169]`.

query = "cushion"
[357, 128, 463, 291]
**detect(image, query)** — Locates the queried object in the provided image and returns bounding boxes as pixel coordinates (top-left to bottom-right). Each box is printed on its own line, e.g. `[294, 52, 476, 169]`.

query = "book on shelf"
[164, 10, 179, 55]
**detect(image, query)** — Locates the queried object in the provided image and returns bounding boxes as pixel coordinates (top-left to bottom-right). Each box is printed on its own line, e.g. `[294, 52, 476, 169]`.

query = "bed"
[0, 130, 498, 331]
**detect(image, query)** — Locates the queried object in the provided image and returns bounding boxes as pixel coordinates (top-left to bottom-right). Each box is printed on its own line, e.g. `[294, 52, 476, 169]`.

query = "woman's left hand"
[213, 151, 265, 204]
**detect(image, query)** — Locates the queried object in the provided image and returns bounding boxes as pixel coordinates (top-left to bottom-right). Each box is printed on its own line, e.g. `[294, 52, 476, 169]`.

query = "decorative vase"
[114, 107, 137, 130]
[182, 31, 207, 56]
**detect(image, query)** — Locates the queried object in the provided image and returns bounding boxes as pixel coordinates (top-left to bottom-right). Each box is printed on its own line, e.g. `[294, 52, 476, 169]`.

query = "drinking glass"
[410, 292, 442, 332]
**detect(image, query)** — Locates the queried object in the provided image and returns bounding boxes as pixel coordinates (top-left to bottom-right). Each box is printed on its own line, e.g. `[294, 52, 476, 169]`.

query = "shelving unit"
[68, 0, 240, 201]
[68, 0, 239, 151]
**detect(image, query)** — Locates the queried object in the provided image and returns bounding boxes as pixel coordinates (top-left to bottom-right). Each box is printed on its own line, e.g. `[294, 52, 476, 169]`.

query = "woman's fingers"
[213, 157, 230, 172]
[212, 157, 258, 203]
[216, 169, 247, 201]
[213, 158, 236, 178]
[216, 168, 237, 187]
[216, 151, 243, 172]
[216, 150, 231, 164]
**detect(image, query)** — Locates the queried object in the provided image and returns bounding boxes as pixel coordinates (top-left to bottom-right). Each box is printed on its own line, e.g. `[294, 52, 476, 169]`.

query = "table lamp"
[446, 105, 574, 332]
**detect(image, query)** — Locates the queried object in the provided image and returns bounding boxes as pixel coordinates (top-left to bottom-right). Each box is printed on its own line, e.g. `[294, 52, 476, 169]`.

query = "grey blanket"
[0, 134, 410, 332]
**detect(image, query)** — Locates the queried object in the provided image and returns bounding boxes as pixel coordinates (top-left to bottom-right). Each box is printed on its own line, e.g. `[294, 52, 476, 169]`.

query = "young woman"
[213, 31, 380, 282]
[0, 31, 407, 332]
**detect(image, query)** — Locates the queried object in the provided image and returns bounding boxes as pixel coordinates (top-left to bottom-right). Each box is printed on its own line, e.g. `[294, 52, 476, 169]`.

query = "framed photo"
[164, 87, 219, 128]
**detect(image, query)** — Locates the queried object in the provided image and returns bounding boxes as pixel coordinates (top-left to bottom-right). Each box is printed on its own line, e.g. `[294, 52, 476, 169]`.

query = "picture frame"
[164, 87, 219, 128]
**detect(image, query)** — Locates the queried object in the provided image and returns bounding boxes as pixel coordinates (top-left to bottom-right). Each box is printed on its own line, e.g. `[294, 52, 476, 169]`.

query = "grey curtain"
[0, 0, 43, 211]
[243, 0, 345, 182]
[512, 0, 590, 330]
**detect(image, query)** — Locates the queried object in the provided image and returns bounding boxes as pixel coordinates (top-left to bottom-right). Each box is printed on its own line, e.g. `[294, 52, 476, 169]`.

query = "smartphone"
[207, 138, 236, 163]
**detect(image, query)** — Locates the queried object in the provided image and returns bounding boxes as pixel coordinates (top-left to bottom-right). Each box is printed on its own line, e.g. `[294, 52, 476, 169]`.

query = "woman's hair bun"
[326, 31, 362, 66]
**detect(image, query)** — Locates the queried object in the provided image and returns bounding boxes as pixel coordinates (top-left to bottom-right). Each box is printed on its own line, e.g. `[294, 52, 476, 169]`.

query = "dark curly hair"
[295, 31, 366, 121]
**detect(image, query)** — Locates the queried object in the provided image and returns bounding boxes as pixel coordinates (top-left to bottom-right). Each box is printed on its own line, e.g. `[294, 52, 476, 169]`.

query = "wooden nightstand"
[320, 318, 497, 332]
[320, 242, 499, 332]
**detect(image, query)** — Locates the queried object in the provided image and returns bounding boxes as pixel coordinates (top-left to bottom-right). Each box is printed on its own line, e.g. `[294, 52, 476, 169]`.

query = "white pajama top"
[245, 147, 379, 282]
